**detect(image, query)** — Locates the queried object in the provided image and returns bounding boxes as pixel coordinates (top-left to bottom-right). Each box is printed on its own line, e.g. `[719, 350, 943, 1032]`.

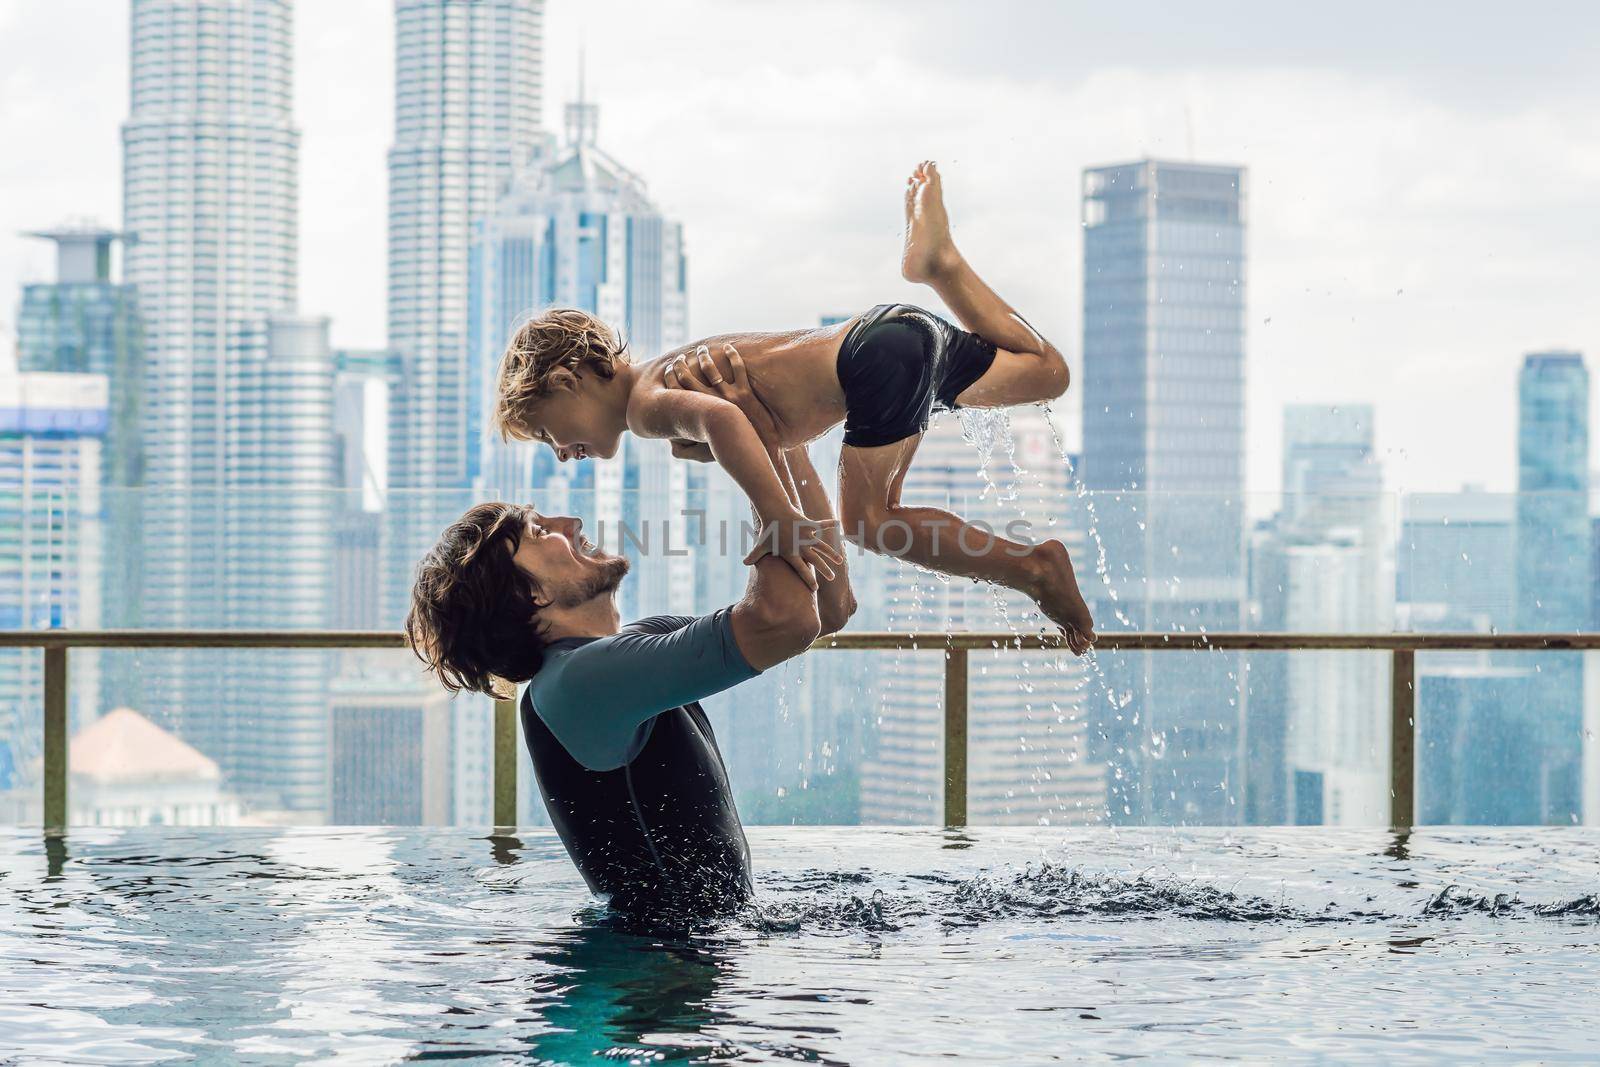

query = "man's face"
[523, 379, 625, 463]
[509, 508, 628, 607]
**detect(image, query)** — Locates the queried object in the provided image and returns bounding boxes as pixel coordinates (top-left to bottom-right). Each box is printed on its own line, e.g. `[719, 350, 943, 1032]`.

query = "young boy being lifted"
[491, 161, 1095, 653]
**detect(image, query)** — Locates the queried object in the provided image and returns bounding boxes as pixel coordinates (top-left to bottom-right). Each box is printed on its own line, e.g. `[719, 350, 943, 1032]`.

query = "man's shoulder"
[620, 613, 702, 637]
[531, 615, 707, 689]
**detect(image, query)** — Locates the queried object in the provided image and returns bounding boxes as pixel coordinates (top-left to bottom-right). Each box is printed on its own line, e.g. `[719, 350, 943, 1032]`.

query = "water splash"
[1423, 885, 1600, 920]
[744, 862, 1352, 934]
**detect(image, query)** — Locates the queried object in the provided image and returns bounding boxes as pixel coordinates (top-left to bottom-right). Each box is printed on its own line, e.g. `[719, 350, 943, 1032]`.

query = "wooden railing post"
[1390, 648, 1416, 829]
[493, 696, 518, 827]
[43, 646, 68, 835]
[943, 648, 968, 827]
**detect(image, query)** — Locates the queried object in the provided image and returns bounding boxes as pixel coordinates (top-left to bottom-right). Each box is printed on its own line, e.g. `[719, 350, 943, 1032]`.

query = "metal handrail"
[11, 629, 1595, 833]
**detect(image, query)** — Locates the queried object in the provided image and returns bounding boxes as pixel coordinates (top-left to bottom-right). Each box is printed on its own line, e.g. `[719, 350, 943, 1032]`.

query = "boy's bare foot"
[1028, 539, 1096, 656]
[901, 160, 963, 284]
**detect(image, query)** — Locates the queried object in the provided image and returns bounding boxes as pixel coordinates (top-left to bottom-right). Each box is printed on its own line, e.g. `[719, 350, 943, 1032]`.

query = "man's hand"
[665, 343, 785, 450]
[743, 511, 843, 591]
[669, 438, 716, 462]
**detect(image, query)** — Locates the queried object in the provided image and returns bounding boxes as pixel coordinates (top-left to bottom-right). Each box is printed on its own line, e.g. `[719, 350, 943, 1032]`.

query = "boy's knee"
[841, 501, 904, 553]
[839, 504, 876, 546]
[1037, 343, 1070, 399]
[838, 502, 889, 537]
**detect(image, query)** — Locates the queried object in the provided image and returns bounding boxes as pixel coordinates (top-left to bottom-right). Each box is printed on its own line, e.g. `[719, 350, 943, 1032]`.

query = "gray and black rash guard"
[520, 609, 760, 918]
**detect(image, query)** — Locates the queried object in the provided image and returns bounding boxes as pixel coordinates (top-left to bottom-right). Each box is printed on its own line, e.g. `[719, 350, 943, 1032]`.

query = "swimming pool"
[1, 826, 1595, 1063]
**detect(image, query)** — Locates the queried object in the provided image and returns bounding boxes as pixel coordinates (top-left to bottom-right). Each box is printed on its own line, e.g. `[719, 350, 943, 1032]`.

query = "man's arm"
[532, 608, 780, 772]
[729, 554, 823, 671]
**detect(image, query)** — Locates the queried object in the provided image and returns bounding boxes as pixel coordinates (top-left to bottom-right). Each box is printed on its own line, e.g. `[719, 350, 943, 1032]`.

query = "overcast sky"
[3, 0, 1598, 498]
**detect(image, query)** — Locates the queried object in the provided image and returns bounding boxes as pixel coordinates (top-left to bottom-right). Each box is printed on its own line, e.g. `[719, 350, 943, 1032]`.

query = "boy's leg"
[839, 437, 1093, 653]
[900, 160, 1070, 408]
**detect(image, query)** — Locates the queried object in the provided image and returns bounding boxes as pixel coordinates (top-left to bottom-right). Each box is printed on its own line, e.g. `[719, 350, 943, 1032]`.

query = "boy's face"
[520, 377, 624, 462]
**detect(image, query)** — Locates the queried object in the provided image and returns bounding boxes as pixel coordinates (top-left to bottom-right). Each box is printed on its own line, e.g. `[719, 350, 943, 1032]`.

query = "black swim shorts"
[835, 303, 998, 448]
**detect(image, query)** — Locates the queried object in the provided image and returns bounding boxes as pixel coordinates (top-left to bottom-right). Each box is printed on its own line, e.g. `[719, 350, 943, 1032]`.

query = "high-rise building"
[1281, 404, 1383, 529]
[332, 348, 393, 630]
[1510, 350, 1587, 822]
[17, 227, 142, 493]
[216, 315, 337, 814]
[1418, 669, 1542, 824]
[327, 652, 452, 825]
[467, 96, 692, 620]
[1396, 491, 1514, 634]
[1080, 159, 1247, 824]
[1247, 404, 1389, 824]
[0, 369, 108, 794]
[385, 0, 545, 625]
[857, 410, 1104, 825]
[16, 226, 143, 715]
[1517, 352, 1589, 632]
[123, 0, 302, 787]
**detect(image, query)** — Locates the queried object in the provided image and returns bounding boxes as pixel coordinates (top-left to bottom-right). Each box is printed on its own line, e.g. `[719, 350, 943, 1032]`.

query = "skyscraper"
[1510, 350, 1587, 822]
[125, 0, 299, 634]
[386, 0, 545, 624]
[0, 368, 108, 794]
[1248, 404, 1389, 824]
[1397, 492, 1514, 634]
[1281, 404, 1383, 530]
[1081, 159, 1247, 824]
[1517, 352, 1589, 633]
[327, 652, 452, 825]
[123, 0, 335, 815]
[332, 348, 393, 630]
[17, 227, 141, 493]
[217, 314, 337, 813]
[17, 226, 144, 713]
[467, 96, 691, 619]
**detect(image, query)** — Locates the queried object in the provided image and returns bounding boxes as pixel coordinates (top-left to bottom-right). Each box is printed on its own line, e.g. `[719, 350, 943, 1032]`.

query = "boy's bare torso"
[638, 317, 858, 448]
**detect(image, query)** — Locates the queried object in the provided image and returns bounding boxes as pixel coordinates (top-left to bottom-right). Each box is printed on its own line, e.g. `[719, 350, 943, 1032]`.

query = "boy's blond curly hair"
[491, 308, 628, 440]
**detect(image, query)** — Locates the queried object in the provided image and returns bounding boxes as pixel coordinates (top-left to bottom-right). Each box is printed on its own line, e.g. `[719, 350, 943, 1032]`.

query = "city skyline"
[3, 1, 1599, 500]
[1, 0, 1596, 830]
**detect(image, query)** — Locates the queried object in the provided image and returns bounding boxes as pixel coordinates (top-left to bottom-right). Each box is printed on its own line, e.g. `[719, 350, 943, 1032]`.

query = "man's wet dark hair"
[406, 502, 546, 696]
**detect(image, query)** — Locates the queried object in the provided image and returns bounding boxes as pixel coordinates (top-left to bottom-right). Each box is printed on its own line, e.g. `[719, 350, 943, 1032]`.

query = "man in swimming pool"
[405, 442, 853, 919]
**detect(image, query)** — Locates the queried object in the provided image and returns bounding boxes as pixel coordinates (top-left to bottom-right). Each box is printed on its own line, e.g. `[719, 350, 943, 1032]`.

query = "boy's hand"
[666, 343, 785, 449]
[743, 511, 844, 591]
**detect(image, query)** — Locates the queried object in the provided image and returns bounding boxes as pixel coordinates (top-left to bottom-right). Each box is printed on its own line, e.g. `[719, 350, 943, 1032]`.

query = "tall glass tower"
[17, 227, 144, 715]
[1517, 352, 1589, 631]
[0, 371, 108, 796]
[385, 0, 545, 623]
[124, 0, 299, 632]
[1081, 159, 1247, 824]
[123, 0, 335, 815]
[468, 97, 691, 620]
[17, 228, 142, 493]
[1512, 350, 1587, 823]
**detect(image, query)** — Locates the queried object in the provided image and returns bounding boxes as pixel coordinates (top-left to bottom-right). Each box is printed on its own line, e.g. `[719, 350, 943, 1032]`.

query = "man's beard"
[549, 554, 630, 608]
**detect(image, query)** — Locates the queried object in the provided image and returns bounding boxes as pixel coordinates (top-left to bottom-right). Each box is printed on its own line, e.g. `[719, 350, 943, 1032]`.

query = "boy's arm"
[628, 379, 840, 590]
[784, 443, 856, 637]
[663, 343, 855, 636]
[629, 383, 790, 517]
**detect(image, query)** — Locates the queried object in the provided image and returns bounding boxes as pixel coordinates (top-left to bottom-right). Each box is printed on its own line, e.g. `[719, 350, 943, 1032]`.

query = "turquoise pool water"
[1, 826, 1596, 1063]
